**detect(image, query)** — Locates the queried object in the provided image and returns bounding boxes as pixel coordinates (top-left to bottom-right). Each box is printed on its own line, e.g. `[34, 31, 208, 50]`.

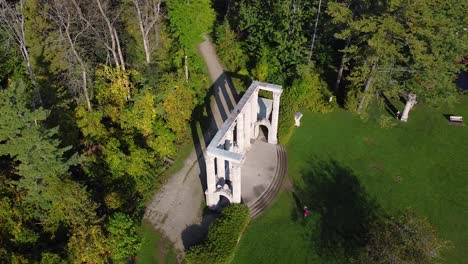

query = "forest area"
[214, 0, 466, 141]
[0, 0, 215, 263]
[0, 0, 467, 263]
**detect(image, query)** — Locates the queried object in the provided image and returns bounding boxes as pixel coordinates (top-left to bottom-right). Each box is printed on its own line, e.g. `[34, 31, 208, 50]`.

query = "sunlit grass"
[234, 96, 468, 263]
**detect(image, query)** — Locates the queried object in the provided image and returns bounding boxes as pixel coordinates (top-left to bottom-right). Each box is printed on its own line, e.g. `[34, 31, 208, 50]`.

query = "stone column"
[251, 89, 258, 122]
[205, 154, 218, 206]
[244, 101, 252, 149]
[401, 93, 417, 122]
[225, 129, 233, 151]
[217, 157, 225, 180]
[270, 92, 281, 144]
[231, 163, 241, 203]
[236, 113, 245, 152]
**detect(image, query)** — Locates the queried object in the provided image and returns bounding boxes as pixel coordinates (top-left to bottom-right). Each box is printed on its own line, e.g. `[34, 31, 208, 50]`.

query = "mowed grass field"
[233, 96, 468, 263]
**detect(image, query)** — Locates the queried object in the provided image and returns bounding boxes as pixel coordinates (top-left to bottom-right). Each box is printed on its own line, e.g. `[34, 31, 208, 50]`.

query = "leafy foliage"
[186, 204, 250, 264]
[215, 20, 247, 72]
[167, 0, 215, 52]
[108, 213, 141, 263]
[0, 80, 107, 263]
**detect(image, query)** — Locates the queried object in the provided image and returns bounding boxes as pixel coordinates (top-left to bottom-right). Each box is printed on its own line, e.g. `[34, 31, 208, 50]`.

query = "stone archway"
[254, 119, 273, 144]
[204, 81, 283, 208]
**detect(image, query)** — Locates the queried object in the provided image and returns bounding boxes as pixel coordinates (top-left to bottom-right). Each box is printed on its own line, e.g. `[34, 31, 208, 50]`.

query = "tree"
[107, 213, 141, 263]
[327, 0, 467, 111]
[130, 0, 162, 65]
[49, 0, 93, 111]
[0, 80, 107, 262]
[76, 66, 174, 199]
[167, 0, 215, 80]
[161, 73, 195, 140]
[0, 0, 42, 106]
[357, 210, 450, 264]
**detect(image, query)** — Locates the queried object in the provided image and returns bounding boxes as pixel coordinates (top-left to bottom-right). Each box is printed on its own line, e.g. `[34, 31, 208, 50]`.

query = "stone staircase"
[247, 145, 287, 219]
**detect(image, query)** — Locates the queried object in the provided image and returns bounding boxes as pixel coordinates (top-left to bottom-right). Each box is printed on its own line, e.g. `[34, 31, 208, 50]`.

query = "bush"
[378, 114, 397, 129]
[185, 204, 250, 264]
[107, 213, 141, 264]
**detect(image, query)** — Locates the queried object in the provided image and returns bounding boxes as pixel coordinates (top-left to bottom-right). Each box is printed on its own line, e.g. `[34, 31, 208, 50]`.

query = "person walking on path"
[303, 206, 309, 218]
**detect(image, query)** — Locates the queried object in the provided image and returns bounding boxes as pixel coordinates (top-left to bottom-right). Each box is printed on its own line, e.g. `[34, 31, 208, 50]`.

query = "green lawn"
[136, 223, 178, 264]
[234, 96, 468, 263]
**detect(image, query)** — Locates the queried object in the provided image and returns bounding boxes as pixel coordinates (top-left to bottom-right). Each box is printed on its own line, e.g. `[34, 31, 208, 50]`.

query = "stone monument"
[400, 93, 417, 122]
[204, 81, 282, 208]
[295, 112, 303, 127]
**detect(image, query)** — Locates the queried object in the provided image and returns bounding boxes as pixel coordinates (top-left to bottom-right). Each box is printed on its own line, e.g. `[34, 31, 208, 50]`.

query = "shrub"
[378, 115, 397, 129]
[107, 213, 141, 264]
[185, 204, 250, 264]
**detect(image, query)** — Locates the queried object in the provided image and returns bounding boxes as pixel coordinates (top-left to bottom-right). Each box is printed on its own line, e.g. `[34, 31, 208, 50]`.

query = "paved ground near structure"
[241, 140, 277, 205]
[144, 36, 237, 253]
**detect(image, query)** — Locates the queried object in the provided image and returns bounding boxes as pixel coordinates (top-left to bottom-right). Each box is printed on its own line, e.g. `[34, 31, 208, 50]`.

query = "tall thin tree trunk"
[81, 70, 92, 111]
[308, 0, 322, 62]
[18, 0, 42, 106]
[113, 27, 125, 70]
[95, 0, 120, 68]
[184, 53, 188, 82]
[357, 62, 377, 112]
[22, 46, 42, 106]
[134, 1, 151, 64]
[335, 38, 350, 95]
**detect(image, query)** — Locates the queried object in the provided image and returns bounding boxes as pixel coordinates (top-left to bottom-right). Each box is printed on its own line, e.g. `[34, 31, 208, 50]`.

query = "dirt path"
[144, 36, 237, 255]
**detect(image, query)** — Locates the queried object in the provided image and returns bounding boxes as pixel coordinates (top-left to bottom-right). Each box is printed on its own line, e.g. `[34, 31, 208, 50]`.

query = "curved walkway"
[144, 36, 237, 253]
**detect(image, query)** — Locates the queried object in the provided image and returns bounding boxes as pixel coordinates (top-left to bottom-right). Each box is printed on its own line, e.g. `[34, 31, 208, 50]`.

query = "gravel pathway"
[144, 36, 237, 255]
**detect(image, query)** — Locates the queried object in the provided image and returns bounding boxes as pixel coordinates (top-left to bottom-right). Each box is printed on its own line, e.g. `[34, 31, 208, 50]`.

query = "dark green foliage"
[231, 0, 313, 78]
[327, 0, 467, 110]
[0, 29, 22, 84]
[108, 213, 141, 263]
[185, 204, 250, 264]
[0, 80, 108, 263]
[215, 20, 247, 72]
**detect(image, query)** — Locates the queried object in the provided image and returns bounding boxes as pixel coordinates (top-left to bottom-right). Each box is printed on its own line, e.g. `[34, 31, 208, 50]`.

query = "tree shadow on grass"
[293, 158, 381, 262]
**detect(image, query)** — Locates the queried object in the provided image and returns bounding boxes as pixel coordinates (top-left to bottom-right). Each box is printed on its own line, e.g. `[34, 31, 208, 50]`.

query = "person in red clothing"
[303, 206, 309, 218]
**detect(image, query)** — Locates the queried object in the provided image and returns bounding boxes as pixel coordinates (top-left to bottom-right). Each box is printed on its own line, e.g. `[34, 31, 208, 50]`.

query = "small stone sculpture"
[295, 112, 304, 127]
[401, 93, 417, 122]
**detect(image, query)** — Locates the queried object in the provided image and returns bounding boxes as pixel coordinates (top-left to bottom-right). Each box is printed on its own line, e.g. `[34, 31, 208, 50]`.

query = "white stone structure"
[295, 112, 303, 127]
[400, 93, 417, 122]
[204, 81, 282, 208]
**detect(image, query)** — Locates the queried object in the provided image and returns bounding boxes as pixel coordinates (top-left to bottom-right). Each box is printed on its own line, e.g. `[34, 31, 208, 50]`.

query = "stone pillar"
[225, 129, 233, 151]
[236, 113, 245, 152]
[270, 92, 281, 144]
[251, 90, 258, 124]
[205, 154, 218, 206]
[231, 163, 241, 203]
[244, 101, 252, 149]
[217, 157, 225, 180]
[401, 93, 417, 122]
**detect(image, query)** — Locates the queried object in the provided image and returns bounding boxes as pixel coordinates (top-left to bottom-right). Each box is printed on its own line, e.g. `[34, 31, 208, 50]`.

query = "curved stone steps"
[248, 145, 287, 219]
